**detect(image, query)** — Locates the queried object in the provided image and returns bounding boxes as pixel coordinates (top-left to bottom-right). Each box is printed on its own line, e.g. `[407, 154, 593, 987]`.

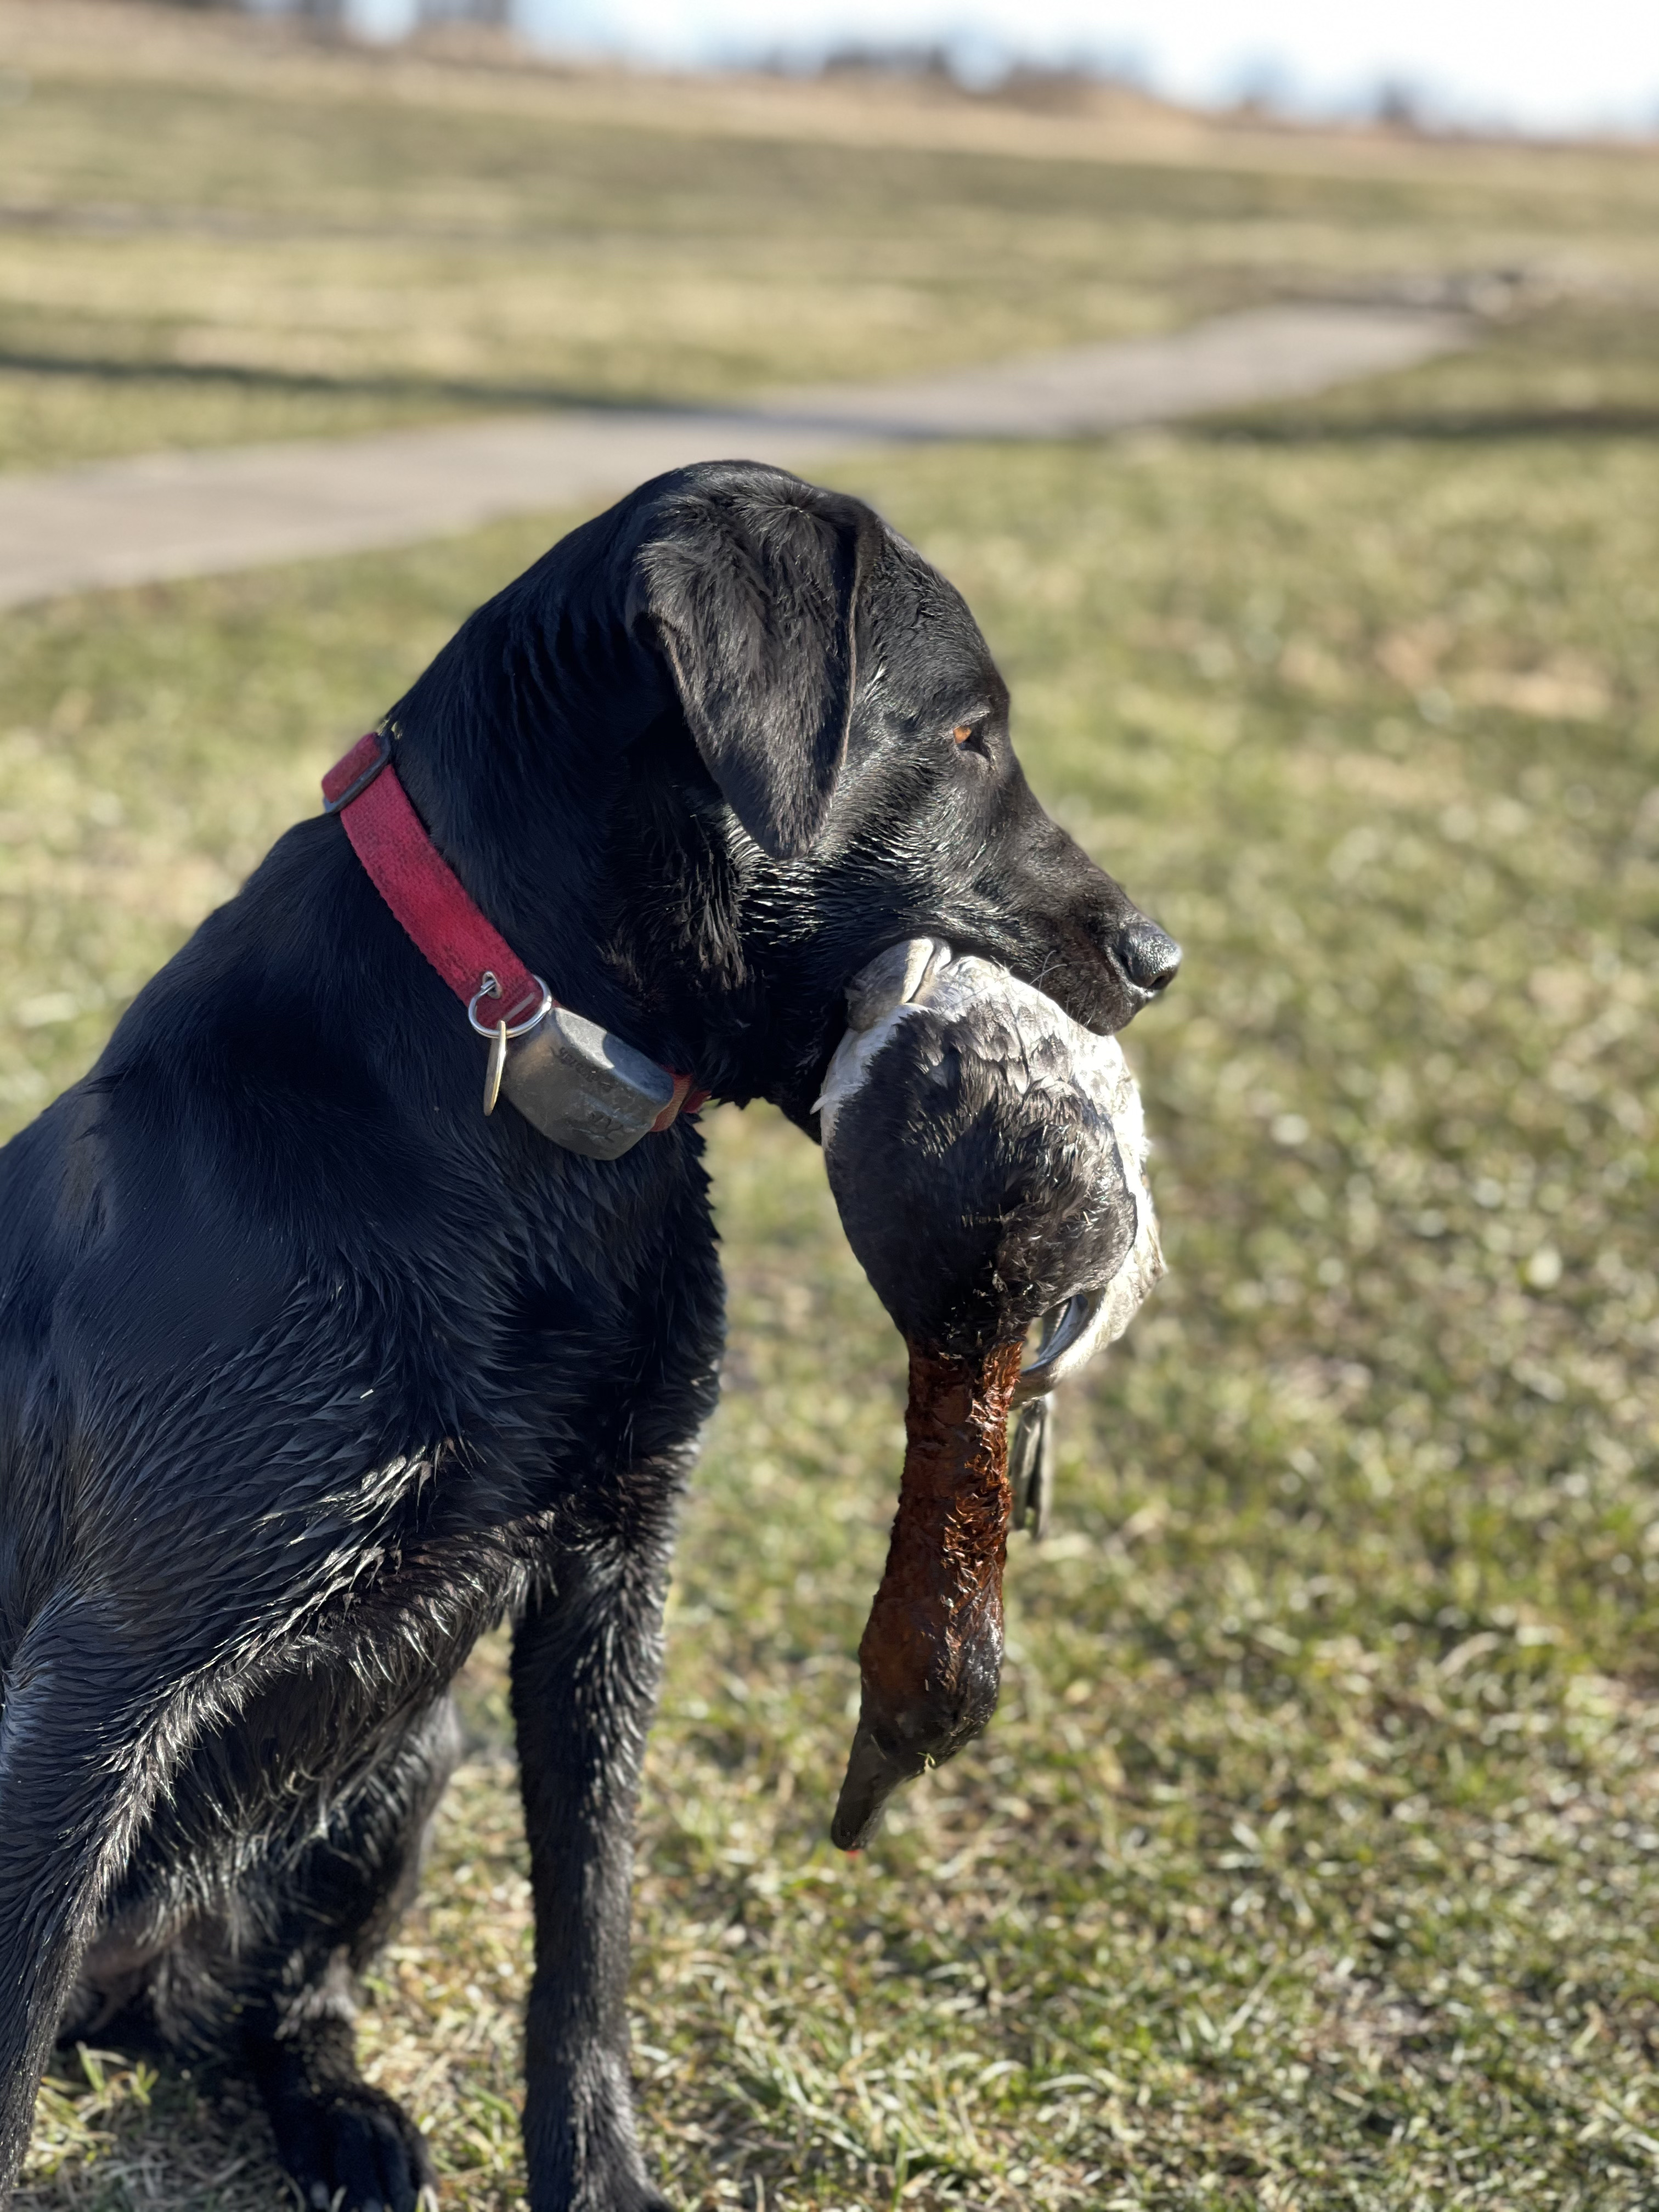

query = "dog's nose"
[1115, 921, 1181, 994]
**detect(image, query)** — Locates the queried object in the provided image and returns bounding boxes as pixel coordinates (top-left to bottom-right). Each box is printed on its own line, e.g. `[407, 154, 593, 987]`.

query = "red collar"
[322, 730, 704, 1131]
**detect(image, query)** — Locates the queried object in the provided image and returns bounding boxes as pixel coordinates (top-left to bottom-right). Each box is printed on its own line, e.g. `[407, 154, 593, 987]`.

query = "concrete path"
[0, 304, 1467, 609]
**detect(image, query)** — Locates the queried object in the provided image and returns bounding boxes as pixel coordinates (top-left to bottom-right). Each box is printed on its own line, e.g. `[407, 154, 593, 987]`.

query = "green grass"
[4, 411, 1658, 2209]
[2, 3, 1659, 469]
[6, 9, 1659, 2204]
[1206, 300, 1659, 440]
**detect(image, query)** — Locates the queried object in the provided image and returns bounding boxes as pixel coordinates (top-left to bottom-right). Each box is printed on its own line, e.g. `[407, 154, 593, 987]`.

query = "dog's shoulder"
[0, 1055, 290, 1398]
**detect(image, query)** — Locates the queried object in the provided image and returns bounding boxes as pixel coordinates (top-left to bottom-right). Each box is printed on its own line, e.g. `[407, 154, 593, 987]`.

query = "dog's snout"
[1115, 921, 1181, 995]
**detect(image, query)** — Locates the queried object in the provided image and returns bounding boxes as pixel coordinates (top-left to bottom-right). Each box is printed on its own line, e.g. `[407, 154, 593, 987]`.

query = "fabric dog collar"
[323, 730, 706, 1155]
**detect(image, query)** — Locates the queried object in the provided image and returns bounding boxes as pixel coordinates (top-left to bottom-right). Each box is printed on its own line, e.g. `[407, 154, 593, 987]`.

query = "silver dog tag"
[500, 1007, 677, 1160]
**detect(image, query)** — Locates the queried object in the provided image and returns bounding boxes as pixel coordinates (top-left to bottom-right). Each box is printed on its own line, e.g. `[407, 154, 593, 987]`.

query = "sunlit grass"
[4, 405, 1658, 2207]
[5, 12, 1659, 2205]
[2, 3, 1659, 469]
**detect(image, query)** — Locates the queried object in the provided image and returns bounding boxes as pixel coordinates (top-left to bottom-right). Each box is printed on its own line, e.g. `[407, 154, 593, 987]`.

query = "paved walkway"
[0, 304, 1467, 608]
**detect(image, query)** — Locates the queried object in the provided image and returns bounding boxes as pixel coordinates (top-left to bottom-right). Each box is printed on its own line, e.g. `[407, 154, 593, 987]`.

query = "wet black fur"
[0, 461, 1174, 2212]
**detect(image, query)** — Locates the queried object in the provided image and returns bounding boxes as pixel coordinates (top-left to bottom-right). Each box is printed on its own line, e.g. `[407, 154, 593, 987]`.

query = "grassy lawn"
[2, 2, 1659, 470]
[3, 409, 1657, 2210]
[5, 8, 1659, 2208]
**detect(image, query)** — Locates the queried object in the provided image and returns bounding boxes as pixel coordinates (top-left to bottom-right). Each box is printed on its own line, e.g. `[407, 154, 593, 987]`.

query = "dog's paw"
[525, 2148, 674, 2212]
[270, 2079, 436, 2212]
[535, 2169, 673, 2212]
[581, 2186, 673, 2212]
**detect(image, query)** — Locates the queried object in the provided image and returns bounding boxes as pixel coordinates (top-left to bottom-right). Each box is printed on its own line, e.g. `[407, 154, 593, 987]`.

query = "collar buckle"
[321, 727, 393, 814]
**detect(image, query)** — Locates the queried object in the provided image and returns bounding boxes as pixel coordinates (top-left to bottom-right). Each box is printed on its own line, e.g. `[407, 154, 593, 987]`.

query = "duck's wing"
[922, 957, 1165, 1390]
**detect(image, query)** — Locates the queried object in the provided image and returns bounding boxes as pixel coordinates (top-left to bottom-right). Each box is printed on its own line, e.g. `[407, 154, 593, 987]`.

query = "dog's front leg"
[511, 1499, 677, 2212]
[0, 1613, 180, 2202]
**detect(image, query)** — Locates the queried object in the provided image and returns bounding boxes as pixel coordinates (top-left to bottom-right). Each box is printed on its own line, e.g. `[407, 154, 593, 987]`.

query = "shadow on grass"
[0, 346, 715, 420]
[20, 2047, 283, 2212]
[1201, 405, 1659, 442]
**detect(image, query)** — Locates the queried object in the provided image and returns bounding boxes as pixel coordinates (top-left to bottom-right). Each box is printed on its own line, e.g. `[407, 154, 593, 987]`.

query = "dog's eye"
[952, 724, 973, 745]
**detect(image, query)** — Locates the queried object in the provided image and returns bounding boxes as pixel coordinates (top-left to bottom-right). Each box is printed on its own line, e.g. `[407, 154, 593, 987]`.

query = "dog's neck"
[386, 596, 819, 1119]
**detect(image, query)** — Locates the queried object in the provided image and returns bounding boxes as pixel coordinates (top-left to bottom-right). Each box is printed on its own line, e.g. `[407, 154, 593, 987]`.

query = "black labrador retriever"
[0, 461, 1177, 2211]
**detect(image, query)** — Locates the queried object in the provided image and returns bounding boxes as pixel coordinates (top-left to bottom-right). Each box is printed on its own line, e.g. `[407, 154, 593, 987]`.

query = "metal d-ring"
[466, 970, 552, 1041]
[468, 972, 553, 1120]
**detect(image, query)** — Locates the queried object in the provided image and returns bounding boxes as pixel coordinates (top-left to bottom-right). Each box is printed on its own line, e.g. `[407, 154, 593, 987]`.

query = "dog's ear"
[634, 477, 878, 860]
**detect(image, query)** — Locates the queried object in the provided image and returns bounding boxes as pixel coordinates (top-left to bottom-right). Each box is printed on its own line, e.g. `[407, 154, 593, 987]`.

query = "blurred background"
[3, 3, 1658, 2209]
[248, 0, 1659, 139]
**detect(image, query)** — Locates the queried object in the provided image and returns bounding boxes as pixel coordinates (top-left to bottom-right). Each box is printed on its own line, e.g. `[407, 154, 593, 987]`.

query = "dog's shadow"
[20, 2050, 288, 2212]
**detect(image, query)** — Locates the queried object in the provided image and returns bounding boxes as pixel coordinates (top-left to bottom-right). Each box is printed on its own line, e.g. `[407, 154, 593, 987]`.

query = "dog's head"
[393, 461, 1178, 1128]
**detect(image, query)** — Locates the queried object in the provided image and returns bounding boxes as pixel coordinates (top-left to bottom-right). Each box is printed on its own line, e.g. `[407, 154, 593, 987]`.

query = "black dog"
[0, 461, 1178, 2211]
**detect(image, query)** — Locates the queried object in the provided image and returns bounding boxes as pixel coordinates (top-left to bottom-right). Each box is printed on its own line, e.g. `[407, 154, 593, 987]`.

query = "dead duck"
[817, 938, 1164, 1850]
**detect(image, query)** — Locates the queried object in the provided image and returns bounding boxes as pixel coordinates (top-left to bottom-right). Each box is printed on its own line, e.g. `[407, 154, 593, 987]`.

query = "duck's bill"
[831, 1717, 928, 1852]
